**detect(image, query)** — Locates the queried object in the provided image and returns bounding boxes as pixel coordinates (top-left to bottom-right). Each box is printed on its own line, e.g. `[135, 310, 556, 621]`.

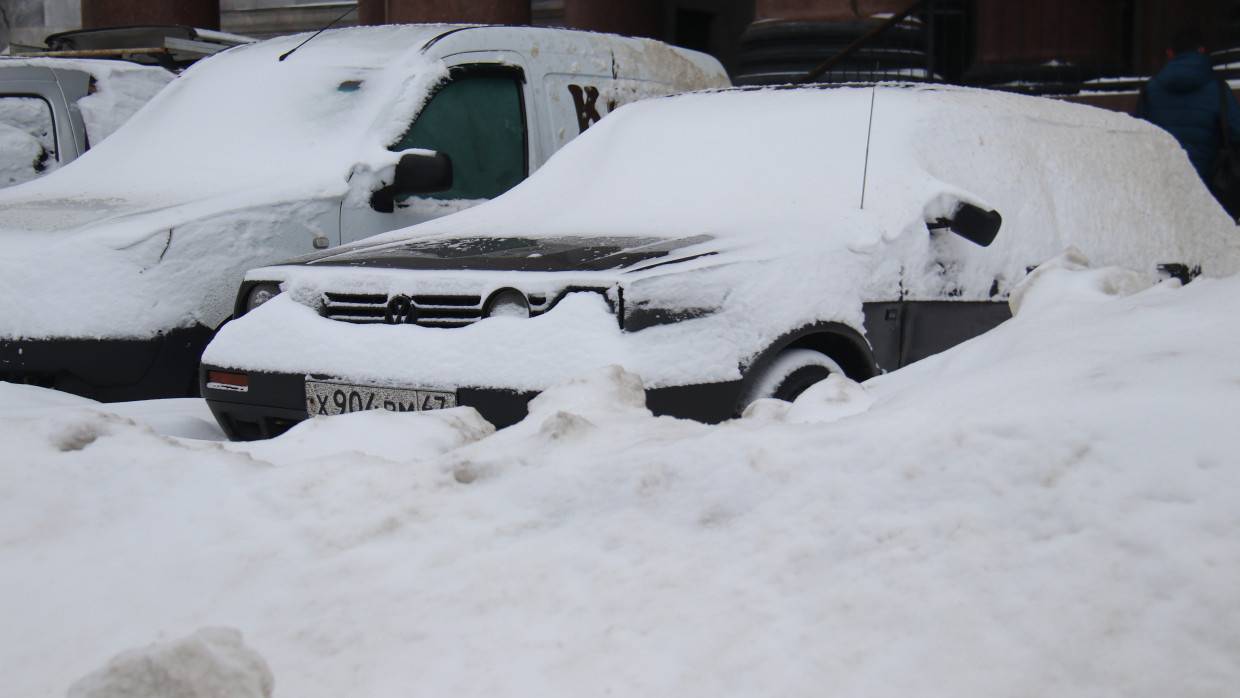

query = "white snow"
[0, 118, 47, 186]
[67, 627, 273, 698]
[3, 260, 1239, 697]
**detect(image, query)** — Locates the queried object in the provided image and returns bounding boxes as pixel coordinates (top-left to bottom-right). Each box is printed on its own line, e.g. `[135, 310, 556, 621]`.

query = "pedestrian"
[1137, 27, 1240, 216]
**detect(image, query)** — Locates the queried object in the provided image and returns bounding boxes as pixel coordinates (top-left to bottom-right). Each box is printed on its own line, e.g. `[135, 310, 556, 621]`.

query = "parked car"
[0, 57, 173, 187]
[0, 25, 727, 401]
[197, 84, 1240, 440]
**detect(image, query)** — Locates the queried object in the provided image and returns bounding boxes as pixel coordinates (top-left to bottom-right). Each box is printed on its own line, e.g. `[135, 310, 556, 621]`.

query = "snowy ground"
[2, 259, 1238, 697]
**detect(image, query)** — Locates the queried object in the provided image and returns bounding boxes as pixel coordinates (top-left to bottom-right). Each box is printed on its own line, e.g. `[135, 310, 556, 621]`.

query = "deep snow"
[2, 258, 1238, 697]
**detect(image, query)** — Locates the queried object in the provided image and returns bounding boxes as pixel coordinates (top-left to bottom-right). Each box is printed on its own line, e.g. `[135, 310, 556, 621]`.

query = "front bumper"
[0, 325, 214, 401]
[201, 364, 743, 441]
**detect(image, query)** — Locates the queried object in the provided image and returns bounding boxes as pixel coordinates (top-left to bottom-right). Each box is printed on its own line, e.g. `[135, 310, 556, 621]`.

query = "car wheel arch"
[735, 321, 878, 413]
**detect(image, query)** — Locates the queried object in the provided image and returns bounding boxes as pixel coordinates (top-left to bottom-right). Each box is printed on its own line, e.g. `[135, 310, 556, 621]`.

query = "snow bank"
[4, 261, 1240, 697]
[0, 381, 225, 440]
[67, 627, 273, 698]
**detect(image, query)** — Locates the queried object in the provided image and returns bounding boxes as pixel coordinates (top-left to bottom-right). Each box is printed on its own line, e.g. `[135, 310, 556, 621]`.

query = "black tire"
[740, 348, 843, 409]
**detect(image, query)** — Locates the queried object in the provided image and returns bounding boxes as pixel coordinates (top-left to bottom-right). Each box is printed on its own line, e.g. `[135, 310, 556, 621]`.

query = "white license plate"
[305, 380, 456, 417]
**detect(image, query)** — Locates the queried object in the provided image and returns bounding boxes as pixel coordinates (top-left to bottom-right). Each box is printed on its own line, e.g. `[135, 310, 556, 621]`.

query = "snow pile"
[67, 627, 273, 698]
[3, 261, 1240, 697]
[0, 381, 224, 440]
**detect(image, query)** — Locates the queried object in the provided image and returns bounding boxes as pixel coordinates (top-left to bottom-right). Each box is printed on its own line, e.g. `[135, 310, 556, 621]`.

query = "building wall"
[2, 0, 81, 50]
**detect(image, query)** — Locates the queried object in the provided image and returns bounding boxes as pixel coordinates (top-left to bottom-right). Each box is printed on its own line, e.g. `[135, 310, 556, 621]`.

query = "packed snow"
[66, 628, 273, 698]
[208, 85, 1240, 390]
[3, 258, 1239, 697]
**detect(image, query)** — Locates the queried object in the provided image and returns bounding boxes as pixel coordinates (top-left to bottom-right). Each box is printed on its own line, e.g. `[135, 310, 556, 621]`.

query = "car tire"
[741, 348, 843, 406]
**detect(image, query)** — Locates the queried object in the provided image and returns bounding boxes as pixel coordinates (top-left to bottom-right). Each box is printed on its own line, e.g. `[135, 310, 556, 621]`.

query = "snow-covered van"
[199, 84, 1240, 439]
[0, 58, 173, 187]
[0, 25, 728, 400]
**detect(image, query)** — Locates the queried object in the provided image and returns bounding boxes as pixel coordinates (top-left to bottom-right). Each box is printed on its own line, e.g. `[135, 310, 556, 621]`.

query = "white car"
[0, 25, 726, 401]
[198, 84, 1240, 439]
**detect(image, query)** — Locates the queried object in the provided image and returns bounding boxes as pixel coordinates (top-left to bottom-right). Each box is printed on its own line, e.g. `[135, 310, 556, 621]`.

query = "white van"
[0, 25, 728, 400]
[0, 58, 173, 187]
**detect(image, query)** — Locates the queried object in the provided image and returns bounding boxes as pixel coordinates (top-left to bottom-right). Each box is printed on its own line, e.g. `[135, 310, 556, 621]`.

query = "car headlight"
[483, 288, 530, 319]
[245, 282, 281, 313]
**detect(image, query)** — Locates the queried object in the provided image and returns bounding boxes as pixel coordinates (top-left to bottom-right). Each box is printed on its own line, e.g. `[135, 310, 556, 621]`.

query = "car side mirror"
[369, 151, 454, 213]
[931, 202, 1002, 247]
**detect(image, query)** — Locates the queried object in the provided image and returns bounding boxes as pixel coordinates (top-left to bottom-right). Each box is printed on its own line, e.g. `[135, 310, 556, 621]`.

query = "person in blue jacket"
[1137, 28, 1240, 188]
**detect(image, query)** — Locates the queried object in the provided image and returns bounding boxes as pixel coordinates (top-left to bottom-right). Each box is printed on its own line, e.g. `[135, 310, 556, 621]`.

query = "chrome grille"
[321, 291, 483, 327]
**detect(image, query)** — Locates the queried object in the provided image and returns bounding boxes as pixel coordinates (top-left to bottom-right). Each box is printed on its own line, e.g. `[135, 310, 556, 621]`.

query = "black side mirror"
[369, 151, 454, 213]
[930, 202, 1002, 247]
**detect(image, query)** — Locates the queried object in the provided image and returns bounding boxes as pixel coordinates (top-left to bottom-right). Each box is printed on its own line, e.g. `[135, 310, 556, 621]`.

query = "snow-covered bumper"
[200, 366, 740, 441]
[199, 290, 746, 440]
[0, 325, 213, 401]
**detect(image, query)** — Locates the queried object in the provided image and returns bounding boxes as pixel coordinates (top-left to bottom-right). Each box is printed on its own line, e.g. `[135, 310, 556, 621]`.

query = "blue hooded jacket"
[1139, 52, 1240, 183]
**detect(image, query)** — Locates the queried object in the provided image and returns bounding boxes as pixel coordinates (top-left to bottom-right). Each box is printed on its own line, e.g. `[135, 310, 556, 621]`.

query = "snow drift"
[2, 260, 1239, 697]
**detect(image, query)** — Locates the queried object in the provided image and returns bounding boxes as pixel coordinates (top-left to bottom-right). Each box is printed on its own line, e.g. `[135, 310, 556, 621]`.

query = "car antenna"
[279, 6, 357, 62]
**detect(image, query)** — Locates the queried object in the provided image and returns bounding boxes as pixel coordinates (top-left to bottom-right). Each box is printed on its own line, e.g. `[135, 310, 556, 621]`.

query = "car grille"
[321, 292, 484, 328]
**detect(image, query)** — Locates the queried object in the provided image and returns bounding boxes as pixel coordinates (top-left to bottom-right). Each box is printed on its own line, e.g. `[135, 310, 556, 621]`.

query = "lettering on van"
[567, 84, 617, 133]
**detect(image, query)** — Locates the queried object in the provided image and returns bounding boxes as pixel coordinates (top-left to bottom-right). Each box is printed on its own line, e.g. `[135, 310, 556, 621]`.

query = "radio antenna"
[279, 5, 357, 62]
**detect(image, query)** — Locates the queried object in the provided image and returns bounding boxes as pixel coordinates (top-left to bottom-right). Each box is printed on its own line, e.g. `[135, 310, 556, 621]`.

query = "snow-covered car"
[199, 84, 1240, 440]
[0, 25, 727, 401]
[0, 58, 173, 187]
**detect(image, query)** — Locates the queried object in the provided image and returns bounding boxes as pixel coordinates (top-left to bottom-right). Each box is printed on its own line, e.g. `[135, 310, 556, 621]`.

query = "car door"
[339, 61, 531, 244]
[897, 226, 1012, 366]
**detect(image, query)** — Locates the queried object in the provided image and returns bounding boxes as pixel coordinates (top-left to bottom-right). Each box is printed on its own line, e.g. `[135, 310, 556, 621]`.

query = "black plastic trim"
[1, 325, 214, 401]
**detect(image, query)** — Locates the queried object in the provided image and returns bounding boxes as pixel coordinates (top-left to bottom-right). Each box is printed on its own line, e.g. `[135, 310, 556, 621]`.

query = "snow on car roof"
[354, 83, 1238, 278]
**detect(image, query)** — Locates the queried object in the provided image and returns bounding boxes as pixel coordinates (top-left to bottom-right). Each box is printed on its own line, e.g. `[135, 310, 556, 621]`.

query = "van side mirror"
[369, 151, 454, 213]
[930, 202, 1002, 247]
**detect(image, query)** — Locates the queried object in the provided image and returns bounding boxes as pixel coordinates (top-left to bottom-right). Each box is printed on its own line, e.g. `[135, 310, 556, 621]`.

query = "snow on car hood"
[0, 26, 461, 340]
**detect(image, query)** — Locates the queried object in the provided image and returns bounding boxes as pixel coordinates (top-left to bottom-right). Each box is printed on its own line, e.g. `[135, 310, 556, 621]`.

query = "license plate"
[305, 380, 456, 417]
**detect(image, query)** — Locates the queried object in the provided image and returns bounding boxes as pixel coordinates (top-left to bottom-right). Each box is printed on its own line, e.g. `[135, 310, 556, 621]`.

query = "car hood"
[0, 184, 315, 247]
[298, 233, 723, 274]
